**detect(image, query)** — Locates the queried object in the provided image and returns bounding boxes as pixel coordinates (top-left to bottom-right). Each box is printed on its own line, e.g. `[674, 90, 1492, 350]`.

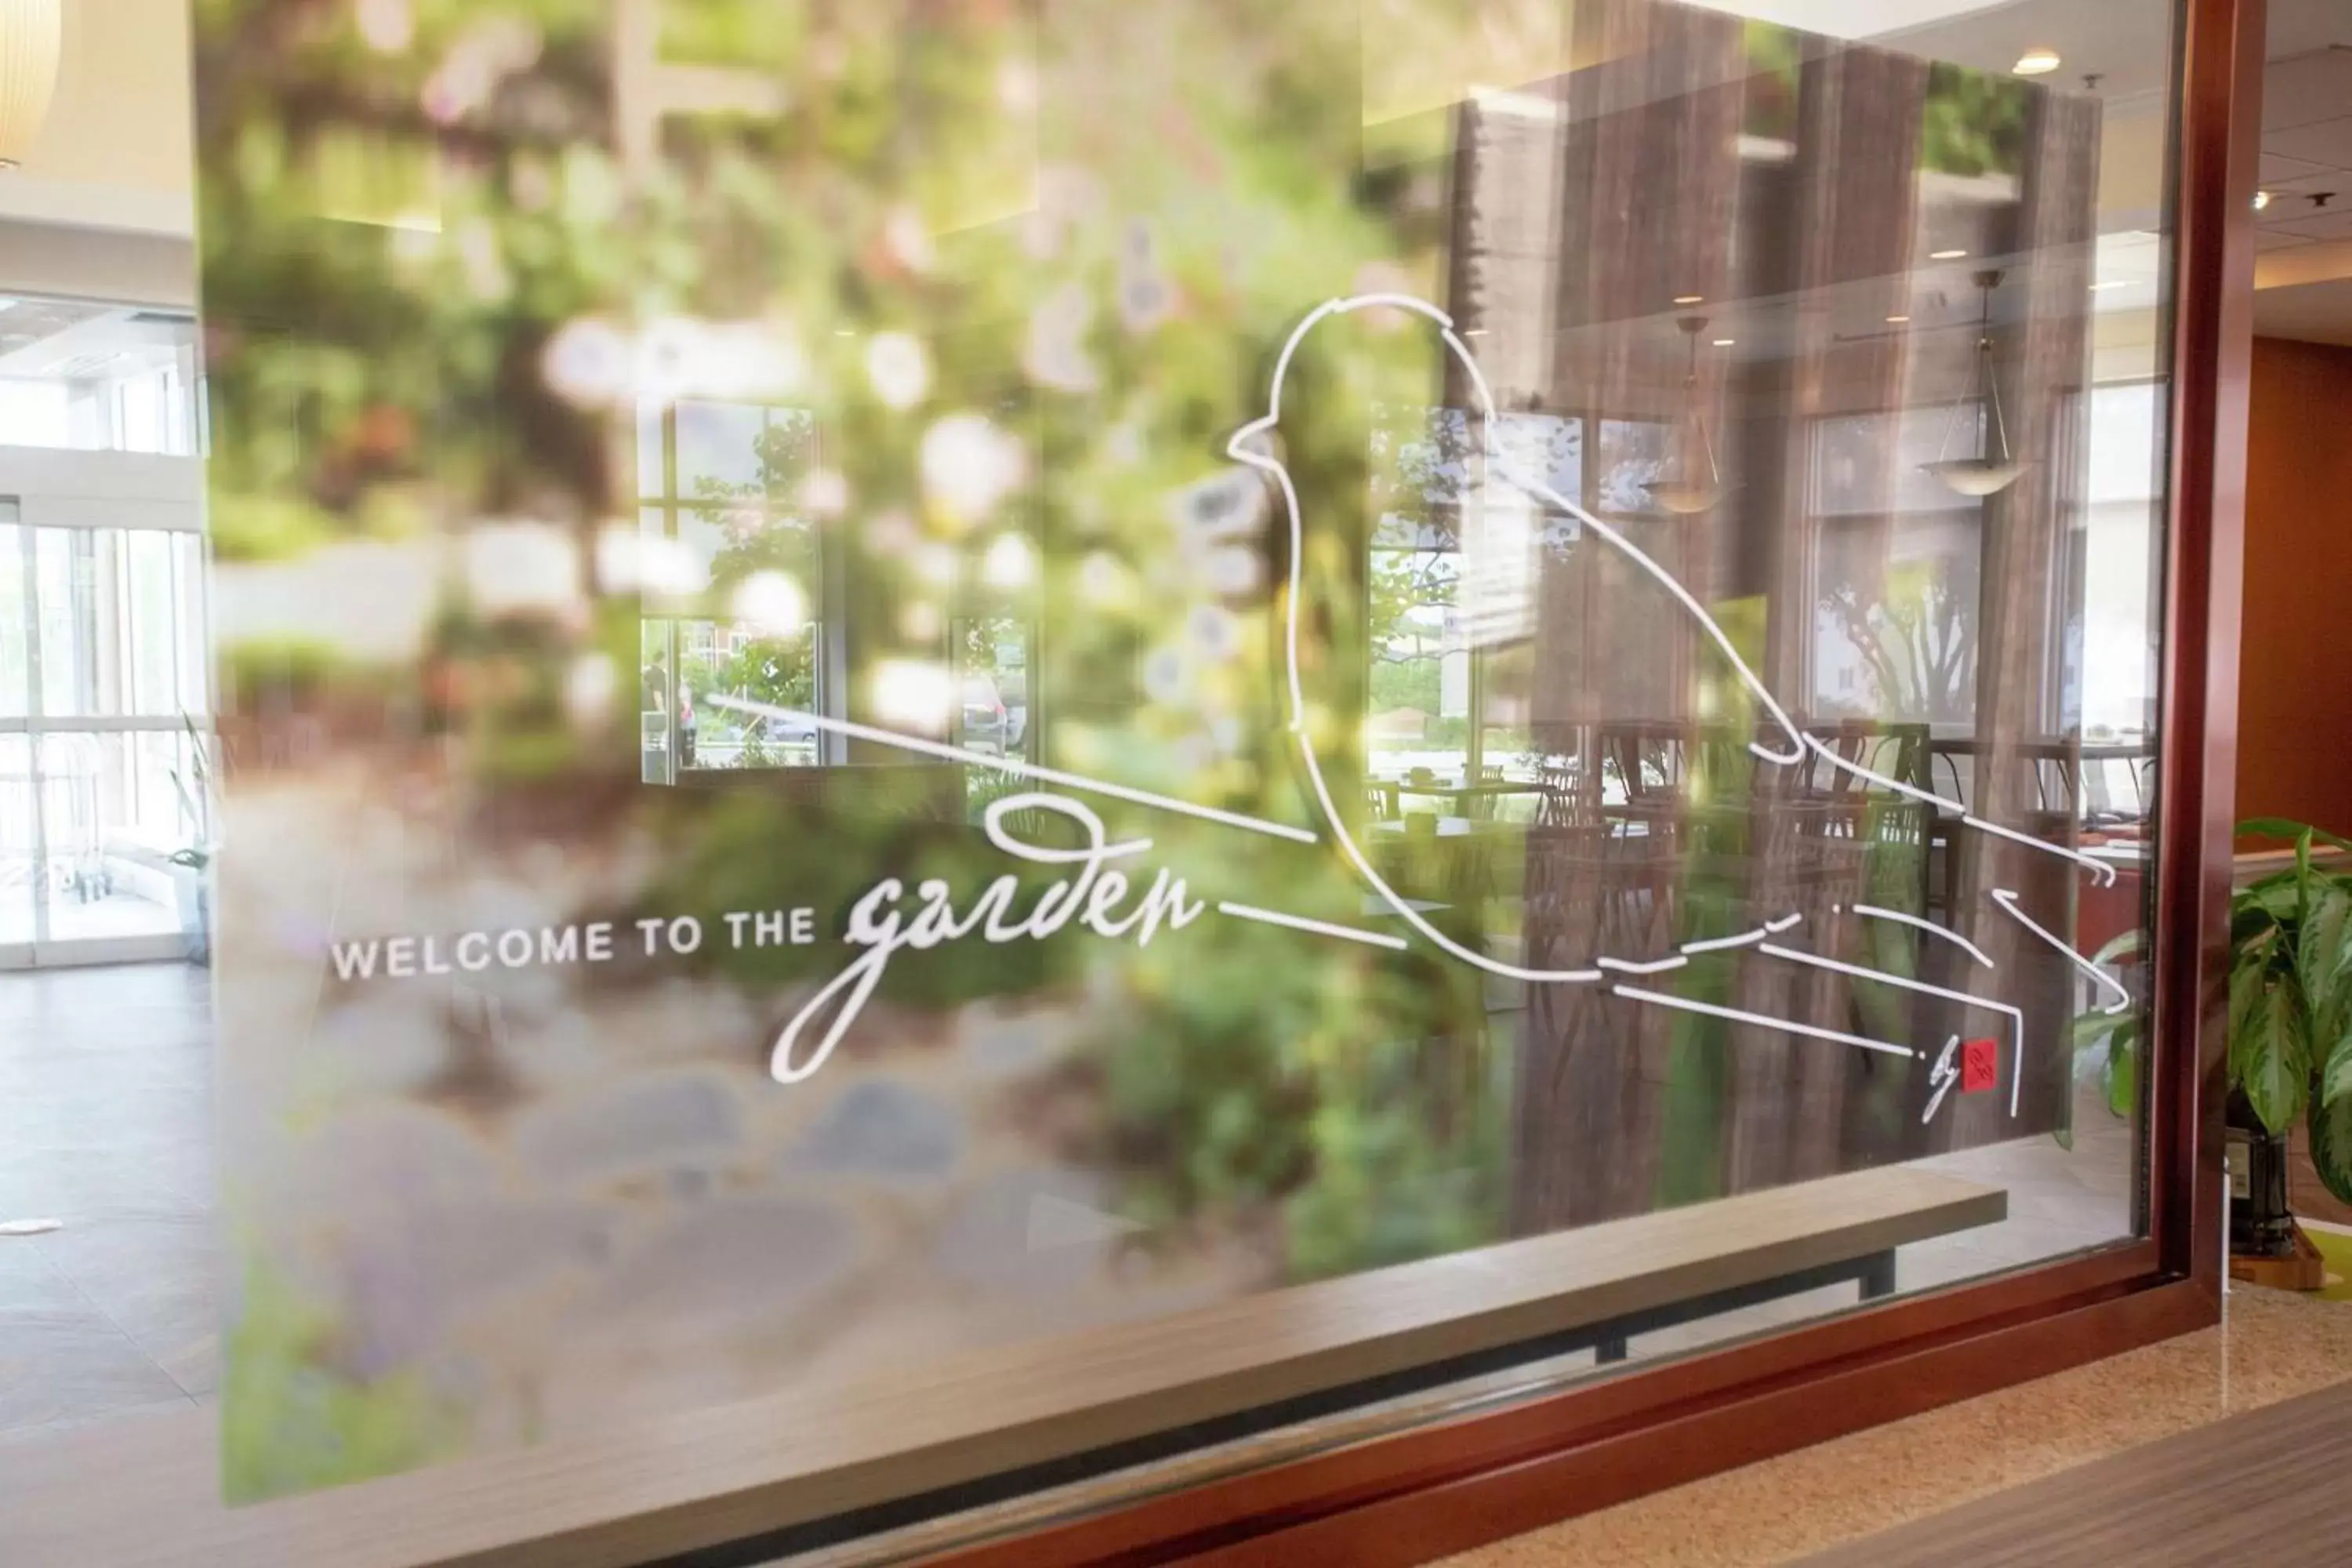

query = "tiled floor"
[0, 964, 216, 1435]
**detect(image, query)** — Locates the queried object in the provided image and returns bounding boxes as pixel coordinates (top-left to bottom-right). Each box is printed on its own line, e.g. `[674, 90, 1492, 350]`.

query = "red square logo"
[1961, 1038, 1999, 1094]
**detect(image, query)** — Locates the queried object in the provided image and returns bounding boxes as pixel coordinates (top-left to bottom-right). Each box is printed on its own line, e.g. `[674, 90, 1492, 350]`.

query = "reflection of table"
[1370, 778, 1546, 819]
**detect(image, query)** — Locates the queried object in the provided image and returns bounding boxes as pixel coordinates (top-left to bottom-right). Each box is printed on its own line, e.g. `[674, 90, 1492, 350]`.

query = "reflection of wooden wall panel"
[1512, 0, 1749, 1232]
[1944, 90, 2100, 1149]
[1726, 44, 1929, 1194]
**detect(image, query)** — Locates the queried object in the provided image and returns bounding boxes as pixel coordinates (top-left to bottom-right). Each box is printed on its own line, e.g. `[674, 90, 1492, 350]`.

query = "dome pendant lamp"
[1923, 269, 2028, 499]
[1648, 314, 1726, 517]
[0, 0, 61, 172]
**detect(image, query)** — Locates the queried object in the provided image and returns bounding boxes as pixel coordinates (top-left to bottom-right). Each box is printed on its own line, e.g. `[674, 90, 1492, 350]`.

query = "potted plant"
[2077, 818, 2352, 1258]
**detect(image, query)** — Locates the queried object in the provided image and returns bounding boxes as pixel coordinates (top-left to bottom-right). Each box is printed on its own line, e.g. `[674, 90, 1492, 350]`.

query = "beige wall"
[0, 0, 193, 234]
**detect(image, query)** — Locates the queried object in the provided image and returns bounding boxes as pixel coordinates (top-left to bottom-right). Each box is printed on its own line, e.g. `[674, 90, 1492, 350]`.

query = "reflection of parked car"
[958, 674, 1009, 756]
[690, 696, 818, 769]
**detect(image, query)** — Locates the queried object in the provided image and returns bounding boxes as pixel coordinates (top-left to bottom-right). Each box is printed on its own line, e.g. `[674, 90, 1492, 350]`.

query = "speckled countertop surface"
[1436, 1286, 2352, 1568]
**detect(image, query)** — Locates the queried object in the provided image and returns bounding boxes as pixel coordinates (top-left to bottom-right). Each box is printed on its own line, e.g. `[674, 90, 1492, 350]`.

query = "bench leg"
[1596, 1335, 1629, 1364]
[1860, 1249, 1897, 1300]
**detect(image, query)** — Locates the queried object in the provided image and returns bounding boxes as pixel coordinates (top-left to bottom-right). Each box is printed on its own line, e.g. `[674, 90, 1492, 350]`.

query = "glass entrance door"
[0, 507, 212, 968]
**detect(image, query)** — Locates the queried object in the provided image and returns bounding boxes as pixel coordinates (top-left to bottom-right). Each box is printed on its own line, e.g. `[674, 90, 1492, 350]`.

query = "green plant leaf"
[2299, 880, 2352, 1046]
[2238, 817, 2352, 853]
[2103, 1015, 2140, 1120]
[2310, 1080, 2352, 1207]
[2241, 978, 2314, 1135]
[2091, 928, 2143, 966]
[2228, 949, 2271, 1087]
[2322, 1028, 2352, 1109]
[2243, 876, 2303, 927]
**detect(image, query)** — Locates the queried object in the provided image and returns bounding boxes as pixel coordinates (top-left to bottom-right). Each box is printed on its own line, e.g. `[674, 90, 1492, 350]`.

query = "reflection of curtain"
[1506, 0, 1751, 1231]
[1727, 42, 1929, 1196]
[1944, 90, 2101, 1149]
[1479, 0, 2101, 1235]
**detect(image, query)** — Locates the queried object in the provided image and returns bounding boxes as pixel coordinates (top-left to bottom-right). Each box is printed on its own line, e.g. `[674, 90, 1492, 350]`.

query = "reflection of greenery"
[197, 0, 1519, 1457]
[222, 1261, 463, 1504]
[1922, 62, 2029, 180]
[710, 632, 815, 713]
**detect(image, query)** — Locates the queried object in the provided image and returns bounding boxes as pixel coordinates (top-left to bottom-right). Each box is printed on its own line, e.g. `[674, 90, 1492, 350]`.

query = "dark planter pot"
[2227, 1092, 2298, 1259]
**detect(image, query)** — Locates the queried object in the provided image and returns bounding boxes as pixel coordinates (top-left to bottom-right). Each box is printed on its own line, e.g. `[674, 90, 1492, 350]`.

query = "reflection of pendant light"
[1648, 315, 1725, 516]
[0, 0, 61, 171]
[1924, 269, 2027, 499]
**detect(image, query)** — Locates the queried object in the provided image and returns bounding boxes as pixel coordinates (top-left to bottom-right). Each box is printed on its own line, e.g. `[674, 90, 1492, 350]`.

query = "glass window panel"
[127, 530, 180, 717]
[0, 733, 31, 947]
[147, 0, 2191, 1547]
[0, 513, 24, 718]
[672, 399, 768, 498]
[36, 731, 181, 944]
[174, 531, 210, 717]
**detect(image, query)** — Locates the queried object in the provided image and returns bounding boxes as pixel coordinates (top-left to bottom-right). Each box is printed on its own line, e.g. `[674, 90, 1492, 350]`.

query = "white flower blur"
[866, 332, 931, 410]
[1024, 284, 1099, 393]
[731, 572, 809, 636]
[356, 0, 414, 53]
[1203, 545, 1260, 597]
[564, 655, 616, 725]
[466, 523, 580, 617]
[982, 533, 1036, 590]
[865, 510, 919, 557]
[871, 660, 956, 735]
[543, 319, 633, 407]
[1189, 607, 1241, 662]
[898, 601, 944, 641]
[799, 469, 850, 518]
[884, 208, 935, 274]
[1078, 553, 1130, 606]
[1142, 647, 1192, 705]
[595, 528, 708, 598]
[920, 414, 1027, 529]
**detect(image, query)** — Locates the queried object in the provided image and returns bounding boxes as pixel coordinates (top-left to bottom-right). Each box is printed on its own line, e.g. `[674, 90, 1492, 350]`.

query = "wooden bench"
[2, 1166, 2004, 1568]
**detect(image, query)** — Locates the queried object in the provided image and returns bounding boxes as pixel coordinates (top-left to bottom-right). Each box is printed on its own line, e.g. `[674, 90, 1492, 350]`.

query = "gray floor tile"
[0, 1314, 191, 1433]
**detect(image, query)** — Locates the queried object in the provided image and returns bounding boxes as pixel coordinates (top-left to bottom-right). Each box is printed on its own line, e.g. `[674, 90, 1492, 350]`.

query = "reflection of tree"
[1921, 62, 2027, 179]
[1820, 566, 1976, 723]
[1368, 550, 1454, 664]
[710, 633, 815, 713]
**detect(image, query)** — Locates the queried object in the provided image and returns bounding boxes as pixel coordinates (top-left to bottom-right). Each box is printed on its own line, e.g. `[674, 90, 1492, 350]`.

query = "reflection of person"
[679, 683, 697, 768]
[641, 651, 668, 723]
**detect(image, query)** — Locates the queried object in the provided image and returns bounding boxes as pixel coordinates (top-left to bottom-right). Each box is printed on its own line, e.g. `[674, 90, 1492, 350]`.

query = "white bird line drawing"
[1848, 902, 1996, 969]
[699, 293, 2133, 1114]
[1598, 954, 1692, 975]
[1610, 985, 1918, 1060]
[1992, 888, 2132, 1014]
[1218, 901, 1409, 951]
[1760, 943, 2026, 1117]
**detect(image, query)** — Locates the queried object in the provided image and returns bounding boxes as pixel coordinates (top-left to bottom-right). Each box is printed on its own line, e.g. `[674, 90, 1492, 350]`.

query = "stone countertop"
[1438, 1284, 2352, 1568]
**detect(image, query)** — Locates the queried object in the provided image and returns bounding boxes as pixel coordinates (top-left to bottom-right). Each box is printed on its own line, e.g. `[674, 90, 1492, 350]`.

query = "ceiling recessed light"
[2013, 48, 2062, 76]
[1711, 338, 1736, 347]
[1673, 294, 1705, 306]
[2253, 190, 2274, 211]
[1886, 314, 1911, 325]
[1929, 249, 1969, 260]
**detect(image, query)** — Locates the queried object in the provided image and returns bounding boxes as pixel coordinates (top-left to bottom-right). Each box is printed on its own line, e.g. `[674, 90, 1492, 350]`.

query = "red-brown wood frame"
[924, 2, 2263, 1563]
